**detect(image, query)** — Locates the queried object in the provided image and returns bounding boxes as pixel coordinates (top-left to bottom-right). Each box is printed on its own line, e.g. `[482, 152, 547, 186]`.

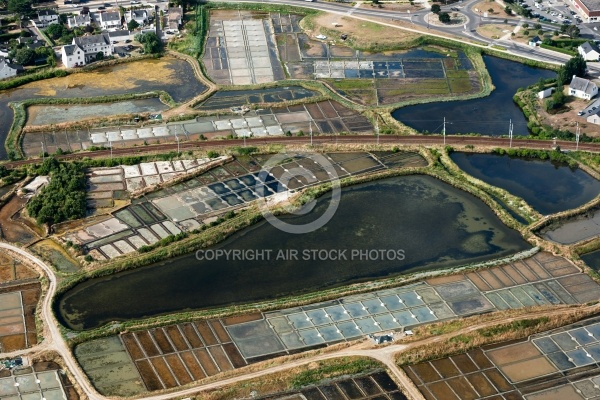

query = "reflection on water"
[451, 152, 600, 215]
[582, 251, 600, 273]
[392, 56, 556, 136]
[56, 175, 529, 330]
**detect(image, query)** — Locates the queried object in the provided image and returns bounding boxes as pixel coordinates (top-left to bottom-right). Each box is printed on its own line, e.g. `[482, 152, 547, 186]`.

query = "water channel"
[450, 152, 600, 215]
[391, 56, 556, 136]
[57, 174, 530, 330]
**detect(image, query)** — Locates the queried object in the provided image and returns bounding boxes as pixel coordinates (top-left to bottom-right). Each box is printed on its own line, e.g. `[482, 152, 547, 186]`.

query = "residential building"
[528, 36, 542, 46]
[36, 10, 59, 27]
[579, 42, 600, 61]
[0, 57, 23, 79]
[587, 110, 600, 124]
[569, 75, 598, 99]
[167, 6, 182, 30]
[73, 33, 113, 63]
[67, 14, 91, 29]
[108, 30, 131, 42]
[98, 11, 121, 30]
[126, 9, 149, 26]
[61, 44, 85, 68]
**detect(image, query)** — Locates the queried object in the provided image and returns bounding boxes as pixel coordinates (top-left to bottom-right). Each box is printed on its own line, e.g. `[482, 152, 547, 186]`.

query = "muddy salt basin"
[26, 98, 168, 126]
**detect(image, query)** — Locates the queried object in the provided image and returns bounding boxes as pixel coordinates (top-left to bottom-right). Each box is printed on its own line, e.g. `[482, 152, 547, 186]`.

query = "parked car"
[450, 7, 459, 11]
[125, 39, 132, 43]
[578, 111, 585, 116]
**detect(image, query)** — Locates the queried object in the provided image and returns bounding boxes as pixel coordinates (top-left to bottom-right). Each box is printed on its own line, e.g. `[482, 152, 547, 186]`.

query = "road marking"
[347, 1, 361, 15]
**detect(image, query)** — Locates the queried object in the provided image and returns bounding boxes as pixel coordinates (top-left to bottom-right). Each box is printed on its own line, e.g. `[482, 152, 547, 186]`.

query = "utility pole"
[576, 122, 580, 151]
[41, 142, 45, 161]
[109, 140, 113, 159]
[509, 119, 513, 148]
[375, 117, 380, 145]
[310, 120, 313, 146]
[443, 117, 446, 146]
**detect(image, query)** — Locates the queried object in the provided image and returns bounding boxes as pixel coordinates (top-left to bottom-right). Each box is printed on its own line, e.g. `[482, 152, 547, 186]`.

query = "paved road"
[0, 243, 104, 400]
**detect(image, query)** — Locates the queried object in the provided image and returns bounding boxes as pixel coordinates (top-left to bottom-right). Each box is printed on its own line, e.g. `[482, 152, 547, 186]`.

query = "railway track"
[5, 135, 599, 169]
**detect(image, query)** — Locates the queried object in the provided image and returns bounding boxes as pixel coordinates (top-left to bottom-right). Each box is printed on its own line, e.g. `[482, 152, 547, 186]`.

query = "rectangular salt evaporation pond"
[26, 98, 168, 126]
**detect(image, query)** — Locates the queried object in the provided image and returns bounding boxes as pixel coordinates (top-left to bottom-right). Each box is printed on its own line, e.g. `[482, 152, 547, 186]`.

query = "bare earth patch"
[477, 23, 512, 40]
[537, 95, 600, 137]
[358, 2, 422, 12]
[306, 13, 422, 49]
[472, 1, 517, 18]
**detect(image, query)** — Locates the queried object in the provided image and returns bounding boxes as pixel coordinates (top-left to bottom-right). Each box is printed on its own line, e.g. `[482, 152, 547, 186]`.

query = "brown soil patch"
[24, 58, 181, 97]
[486, 341, 542, 365]
[0, 253, 38, 283]
[498, 356, 558, 382]
[0, 195, 39, 245]
[306, 13, 422, 49]
[476, 24, 512, 40]
[537, 94, 600, 137]
[472, 1, 517, 17]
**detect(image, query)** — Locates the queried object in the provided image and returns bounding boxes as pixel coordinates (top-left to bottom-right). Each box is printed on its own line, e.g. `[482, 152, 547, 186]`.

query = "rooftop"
[570, 76, 597, 95]
[580, 41, 600, 53]
[74, 33, 111, 47]
[577, 0, 600, 12]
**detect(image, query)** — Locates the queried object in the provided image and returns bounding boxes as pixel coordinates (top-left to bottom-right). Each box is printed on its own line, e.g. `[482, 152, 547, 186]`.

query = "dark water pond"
[451, 152, 600, 215]
[56, 175, 529, 330]
[0, 58, 205, 159]
[391, 56, 556, 136]
[582, 250, 600, 273]
[197, 86, 318, 110]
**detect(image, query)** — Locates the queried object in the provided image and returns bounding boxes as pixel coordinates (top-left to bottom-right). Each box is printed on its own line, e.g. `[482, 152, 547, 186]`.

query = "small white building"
[126, 9, 148, 26]
[98, 11, 121, 30]
[528, 36, 542, 47]
[569, 75, 598, 100]
[0, 57, 22, 79]
[578, 42, 600, 61]
[73, 33, 113, 63]
[67, 14, 91, 29]
[61, 44, 85, 68]
[587, 111, 600, 125]
[36, 10, 59, 27]
[537, 87, 555, 99]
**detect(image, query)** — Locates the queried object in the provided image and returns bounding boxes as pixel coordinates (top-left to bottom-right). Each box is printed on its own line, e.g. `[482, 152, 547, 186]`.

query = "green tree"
[557, 54, 587, 85]
[438, 12, 450, 23]
[134, 31, 163, 54]
[127, 19, 139, 30]
[534, 23, 542, 29]
[45, 23, 67, 40]
[431, 4, 441, 13]
[565, 24, 580, 38]
[7, 0, 32, 18]
[95, 51, 104, 60]
[504, 5, 512, 14]
[14, 47, 34, 64]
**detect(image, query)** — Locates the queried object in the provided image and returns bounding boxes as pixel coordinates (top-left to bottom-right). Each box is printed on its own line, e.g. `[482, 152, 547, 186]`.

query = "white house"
[126, 9, 148, 26]
[0, 57, 23, 79]
[528, 36, 542, 47]
[73, 33, 113, 63]
[108, 30, 131, 42]
[61, 44, 85, 68]
[36, 10, 59, 27]
[569, 75, 598, 100]
[587, 111, 600, 125]
[537, 87, 555, 99]
[98, 11, 121, 30]
[67, 14, 91, 29]
[578, 42, 600, 61]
